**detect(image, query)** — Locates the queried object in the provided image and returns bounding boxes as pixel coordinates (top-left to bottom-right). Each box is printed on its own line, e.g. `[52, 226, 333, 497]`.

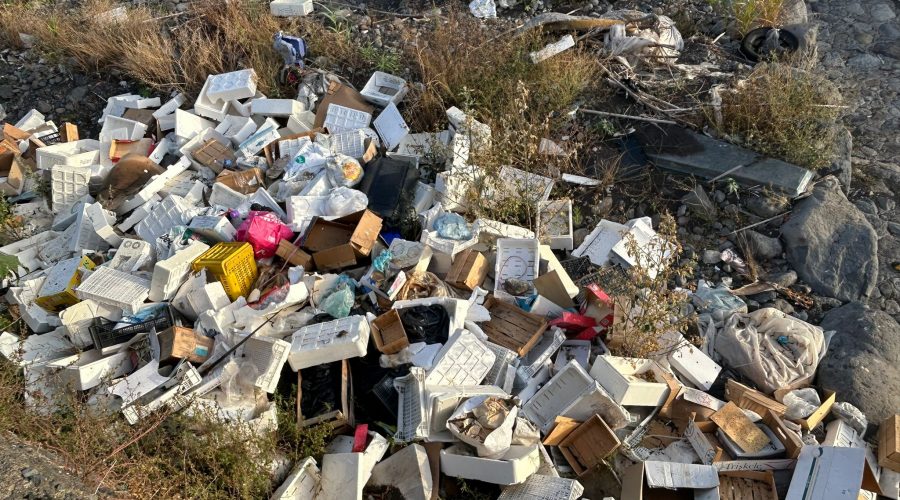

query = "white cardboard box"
[786, 446, 869, 500]
[441, 445, 541, 485]
[288, 316, 370, 371]
[589, 355, 669, 407]
[660, 331, 722, 391]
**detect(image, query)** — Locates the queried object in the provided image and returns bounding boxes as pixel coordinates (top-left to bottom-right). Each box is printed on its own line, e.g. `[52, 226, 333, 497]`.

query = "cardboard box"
[276, 240, 313, 269]
[193, 139, 236, 172]
[303, 210, 383, 270]
[445, 249, 488, 291]
[157, 326, 214, 365]
[35, 256, 95, 312]
[621, 461, 720, 499]
[313, 81, 375, 130]
[880, 415, 900, 472]
[762, 410, 802, 459]
[580, 283, 614, 327]
[481, 296, 549, 357]
[216, 168, 264, 194]
[61, 122, 79, 142]
[0, 152, 25, 196]
[773, 387, 836, 430]
[297, 359, 352, 430]
[558, 414, 621, 474]
[370, 309, 409, 355]
[786, 446, 878, 500]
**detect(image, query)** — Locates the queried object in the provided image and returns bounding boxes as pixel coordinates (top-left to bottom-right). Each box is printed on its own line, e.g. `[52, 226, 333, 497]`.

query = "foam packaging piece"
[441, 445, 541, 485]
[424, 329, 495, 386]
[134, 195, 192, 244]
[50, 165, 91, 214]
[76, 266, 151, 314]
[149, 241, 211, 301]
[288, 316, 370, 371]
[270, 0, 314, 16]
[271, 457, 320, 500]
[206, 69, 258, 103]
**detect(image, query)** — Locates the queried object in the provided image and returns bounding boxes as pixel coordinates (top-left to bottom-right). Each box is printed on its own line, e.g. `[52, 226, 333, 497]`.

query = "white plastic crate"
[497, 474, 584, 500]
[521, 361, 596, 432]
[270, 0, 314, 16]
[59, 299, 123, 349]
[373, 102, 409, 151]
[288, 316, 370, 371]
[538, 199, 574, 251]
[424, 329, 495, 387]
[99, 114, 147, 142]
[209, 182, 248, 209]
[484, 341, 518, 393]
[361, 71, 409, 107]
[194, 75, 230, 121]
[118, 157, 190, 214]
[242, 336, 291, 394]
[207, 69, 258, 103]
[149, 241, 210, 301]
[323, 104, 371, 133]
[51, 349, 133, 391]
[236, 125, 280, 158]
[152, 93, 186, 119]
[250, 98, 305, 117]
[572, 219, 628, 266]
[35, 139, 101, 170]
[426, 385, 508, 441]
[120, 363, 202, 425]
[441, 445, 541, 486]
[76, 266, 151, 314]
[135, 195, 192, 244]
[272, 457, 320, 500]
[174, 109, 216, 145]
[188, 215, 236, 242]
[494, 238, 540, 302]
[395, 367, 428, 442]
[589, 355, 669, 407]
[118, 196, 160, 232]
[215, 115, 257, 146]
[50, 165, 91, 213]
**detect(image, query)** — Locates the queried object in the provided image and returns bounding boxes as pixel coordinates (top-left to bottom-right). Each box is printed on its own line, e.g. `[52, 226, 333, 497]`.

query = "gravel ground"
[0, 432, 102, 499]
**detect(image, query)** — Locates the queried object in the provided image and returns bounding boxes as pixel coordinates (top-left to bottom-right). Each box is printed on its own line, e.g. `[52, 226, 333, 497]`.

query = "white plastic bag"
[783, 388, 821, 420]
[327, 186, 368, 216]
[325, 153, 363, 188]
[447, 396, 518, 459]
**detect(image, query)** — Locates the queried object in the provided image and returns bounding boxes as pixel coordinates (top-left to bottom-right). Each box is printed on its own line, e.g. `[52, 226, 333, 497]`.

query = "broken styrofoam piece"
[241, 336, 291, 394]
[50, 165, 91, 214]
[152, 93, 186, 119]
[361, 71, 409, 107]
[427, 385, 509, 441]
[209, 182, 248, 209]
[236, 125, 280, 158]
[76, 266, 151, 314]
[109, 238, 155, 273]
[59, 299, 123, 349]
[251, 98, 305, 117]
[572, 219, 628, 267]
[134, 195, 192, 244]
[35, 139, 101, 170]
[149, 241, 211, 302]
[395, 367, 428, 442]
[485, 342, 518, 393]
[206, 69, 258, 103]
[243, 187, 288, 221]
[441, 444, 541, 485]
[14, 109, 45, 130]
[49, 349, 134, 391]
[171, 270, 230, 321]
[118, 157, 191, 214]
[6, 276, 62, 333]
[0, 230, 56, 274]
[118, 196, 161, 232]
[373, 102, 410, 151]
[288, 315, 370, 371]
[272, 457, 320, 500]
[174, 109, 216, 145]
[270, 0, 314, 16]
[497, 474, 584, 500]
[424, 329, 496, 387]
[324, 104, 372, 133]
[529, 35, 576, 64]
[518, 328, 566, 379]
[99, 114, 147, 142]
[610, 218, 675, 280]
[0, 328, 76, 367]
[194, 76, 230, 121]
[369, 443, 434, 500]
[215, 115, 257, 146]
[320, 432, 389, 500]
[589, 355, 669, 407]
[119, 362, 202, 425]
[286, 111, 317, 133]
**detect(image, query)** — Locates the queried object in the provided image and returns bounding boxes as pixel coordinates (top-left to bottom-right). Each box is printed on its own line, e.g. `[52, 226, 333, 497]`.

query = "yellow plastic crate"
[191, 242, 257, 301]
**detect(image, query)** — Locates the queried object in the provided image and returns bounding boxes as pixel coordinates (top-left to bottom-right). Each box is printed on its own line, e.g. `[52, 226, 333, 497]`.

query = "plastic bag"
[396, 272, 452, 301]
[320, 276, 356, 318]
[327, 186, 368, 216]
[832, 402, 868, 436]
[400, 305, 450, 344]
[693, 280, 747, 321]
[434, 213, 473, 240]
[284, 139, 330, 182]
[447, 396, 518, 459]
[783, 388, 821, 420]
[373, 249, 393, 273]
[326, 153, 363, 188]
[236, 211, 294, 259]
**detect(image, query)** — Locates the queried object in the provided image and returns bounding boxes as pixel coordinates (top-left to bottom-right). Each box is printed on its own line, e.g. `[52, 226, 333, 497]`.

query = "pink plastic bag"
[236, 211, 294, 258]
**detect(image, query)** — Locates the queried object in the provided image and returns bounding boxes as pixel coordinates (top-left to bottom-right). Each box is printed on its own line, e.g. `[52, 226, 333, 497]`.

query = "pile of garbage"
[0, 32, 896, 500]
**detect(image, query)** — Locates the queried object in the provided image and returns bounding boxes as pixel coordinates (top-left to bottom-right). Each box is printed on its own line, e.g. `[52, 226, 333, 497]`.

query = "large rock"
[817, 302, 900, 434]
[782, 177, 878, 302]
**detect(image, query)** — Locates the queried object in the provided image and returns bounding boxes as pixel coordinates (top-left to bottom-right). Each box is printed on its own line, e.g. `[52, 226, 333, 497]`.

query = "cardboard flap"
[542, 416, 582, 446]
[314, 83, 375, 129]
[534, 270, 575, 309]
[644, 461, 720, 489]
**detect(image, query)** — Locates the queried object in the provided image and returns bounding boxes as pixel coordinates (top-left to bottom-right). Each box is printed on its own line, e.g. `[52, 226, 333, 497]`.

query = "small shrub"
[708, 0, 785, 35]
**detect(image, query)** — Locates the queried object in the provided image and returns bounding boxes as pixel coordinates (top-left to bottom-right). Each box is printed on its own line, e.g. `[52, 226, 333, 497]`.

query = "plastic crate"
[89, 306, 175, 353]
[191, 242, 258, 301]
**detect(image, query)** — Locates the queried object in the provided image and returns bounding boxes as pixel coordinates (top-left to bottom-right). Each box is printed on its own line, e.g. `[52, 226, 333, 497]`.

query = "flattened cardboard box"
[217, 168, 265, 194]
[0, 152, 26, 196]
[276, 240, 313, 269]
[445, 249, 488, 291]
[313, 81, 375, 130]
[710, 402, 771, 454]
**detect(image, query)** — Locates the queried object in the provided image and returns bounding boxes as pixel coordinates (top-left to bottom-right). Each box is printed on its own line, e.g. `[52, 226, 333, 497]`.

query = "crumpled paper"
[448, 396, 517, 458]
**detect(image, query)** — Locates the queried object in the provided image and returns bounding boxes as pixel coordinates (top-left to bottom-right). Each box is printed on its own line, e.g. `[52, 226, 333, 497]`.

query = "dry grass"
[708, 0, 785, 35]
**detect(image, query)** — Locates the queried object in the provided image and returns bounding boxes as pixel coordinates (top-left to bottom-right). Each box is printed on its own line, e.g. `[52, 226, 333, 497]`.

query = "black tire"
[740, 27, 800, 62]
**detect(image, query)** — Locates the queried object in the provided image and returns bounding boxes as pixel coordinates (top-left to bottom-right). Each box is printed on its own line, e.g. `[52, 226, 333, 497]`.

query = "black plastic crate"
[88, 306, 176, 351]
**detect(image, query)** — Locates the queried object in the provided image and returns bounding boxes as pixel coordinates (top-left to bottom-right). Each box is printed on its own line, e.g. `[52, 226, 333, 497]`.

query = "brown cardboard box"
[773, 387, 836, 430]
[194, 139, 236, 172]
[61, 123, 79, 142]
[542, 416, 582, 446]
[123, 108, 157, 131]
[109, 138, 154, 161]
[481, 297, 548, 357]
[276, 240, 313, 269]
[762, 410, 803, 459]
[0, 152, 25, 196]
[216, 168, 265, 194]
[0, 123, 29, 156]
[558, 414, 621, 475]
[725, 380, 787, 419]
[296, 359, 353, 431]
[371, 309, 409, 355]
[621, 461, 720, 499]
[445, 249, 487, 291]
[313, 81, 375, 130]
[303, 210, 382, 271]
[879, 414, 900, 472]
[533, 270, 575, 309]
[157, 326, 214, 365]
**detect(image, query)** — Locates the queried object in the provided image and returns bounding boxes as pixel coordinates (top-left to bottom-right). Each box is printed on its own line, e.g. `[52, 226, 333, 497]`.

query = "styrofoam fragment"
[157, 113, 176, 132]
[99, 114, 147, 142]
[298, 169, 333, 196]
[497, 474, 584, 500]
[242, 336, 291, 393]
[171, 270, 229, 320]
[272, 457, 320, 500]
[67, 203, 112, 252]
[250, 98, 305, 117]
[323, 104, 371, 133]
[35, 139, 101, 170]
[270, 0, 314, 17]
[149, 241, 210, 301]
[148, 136, 174, 164]
[50, 165, 91, 213]
[0, 230, 56, 274]
[59, 299, 123, 349]
[14, 109, 45, 131]
[85, 202, 122, 247]
[373, 102, 409, 151]
[395, 367, 428, 442]
[206, 69, 258, 103]
[236, 125, 280, 158]
[215, 115, 257, 146]
[50, 349, 134, 391]
[209, 182, 247, 209]
[288, 316, 370, 371]
[424, 329, 495, 387]
[174, 109, 216, 145]
[610, 219, 675, 280]
[0, 328, 75, 367]
[287, 111, 316, 133]
[361, 71, 408, 107]
[135, 195, 192, 244]
[118, 195, 161, 232]
[76, 266, 151, 314]
[161, 171, 207, 200]
[118, 157, 190, 214]
[369, 444, 433, 500]
[188, 215, 236, 242]
[244, 187, 287, 221]
[119, 362, 202, 425]
[485, 341, 518, 390]
[194, 76, 230, 121]
[153, 93, 186, 119]
[518, 328, 566, 379]
[6, 277, 62, 333]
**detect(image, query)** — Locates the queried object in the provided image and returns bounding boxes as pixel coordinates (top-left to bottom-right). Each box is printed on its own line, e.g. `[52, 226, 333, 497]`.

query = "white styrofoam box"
[188, 215, 236, 242]
[171, 271, 229, 321]
[298, 169, 333, 196]
[397, 130, 451, 160]
[433, 170, 473, 213]
[420, 209, 480, 261]
[521, 361, 596, 432]
[76, 266, 151, 314]
[0, 230, 56, 274]
[518, 328, 566, 379]
[323, 104, 371, 133]
[446, 106, 491, 149]
[157, 113, 176, 132]
[395, 367, 428, 442]
[209, 182, 248, 209]
[99, 114, 147, 142]
[494, 238, 540, 302]
[554, 340, 591, 373]
[207, 69, 258, 103]
[288, 316, 370, 371]
[236, 125, 280, 158]
[135, 195, 192, 244]
[425, 330, 496, 387]
[50, 349, 133, 391]
[152, 93, 186, 119]
[59, 299, 123, 349]
[242, 336, 291, 394]
[245, 187, 287, 221]
[325, 129, 368, 159]
[174, 109, 216, 145]
[660, 332, 721, 391]
[426, 385, 508, 441]
[215, 114, 257, 146]
[149, 241, 210, 302]
[272, 457, 320, 500]
[572, 219, 627, 266]
[495, 165, 554, 205]
[85, 202, 122, 247]
[611, 218, 676, 280]
[14, 109, 45, 131]
[319, 452, 365, 500]
[0, 327, 73, 367]
[441, 445, 541, 485]
[35, 139, 101, 170]
[529, 296, 565, 318]
[118, 196, 160, 232]
[361, 71, 409, 107]
[66, 203, 113, 252]
[121, 363, 202, 425]
[392, 297, 470, 338]
[118, 156, 191, 215]
[50, 165, 91, 213]
[270, 0, 314, 16]
[250, 98, 305, 117]
[286, 195, 328, 232]
[148, 136, 174, 164]
[538, 245, 580, 300]
[589, 355, 668, 407]
[538, 199, 574, 251]
[287, 111, 317, 134]
[497, 474, 584, 500]
[194, 75, 230, 121]
[373, 102, 409, 151]
[369, 444, 434, 500]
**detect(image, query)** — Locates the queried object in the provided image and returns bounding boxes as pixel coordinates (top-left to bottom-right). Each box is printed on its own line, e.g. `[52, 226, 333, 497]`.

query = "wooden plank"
[559, 414, 620, 475]
[542, 416, 582, 446]
[710, 402, 771, 454]
[762, 410, 802, 459]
